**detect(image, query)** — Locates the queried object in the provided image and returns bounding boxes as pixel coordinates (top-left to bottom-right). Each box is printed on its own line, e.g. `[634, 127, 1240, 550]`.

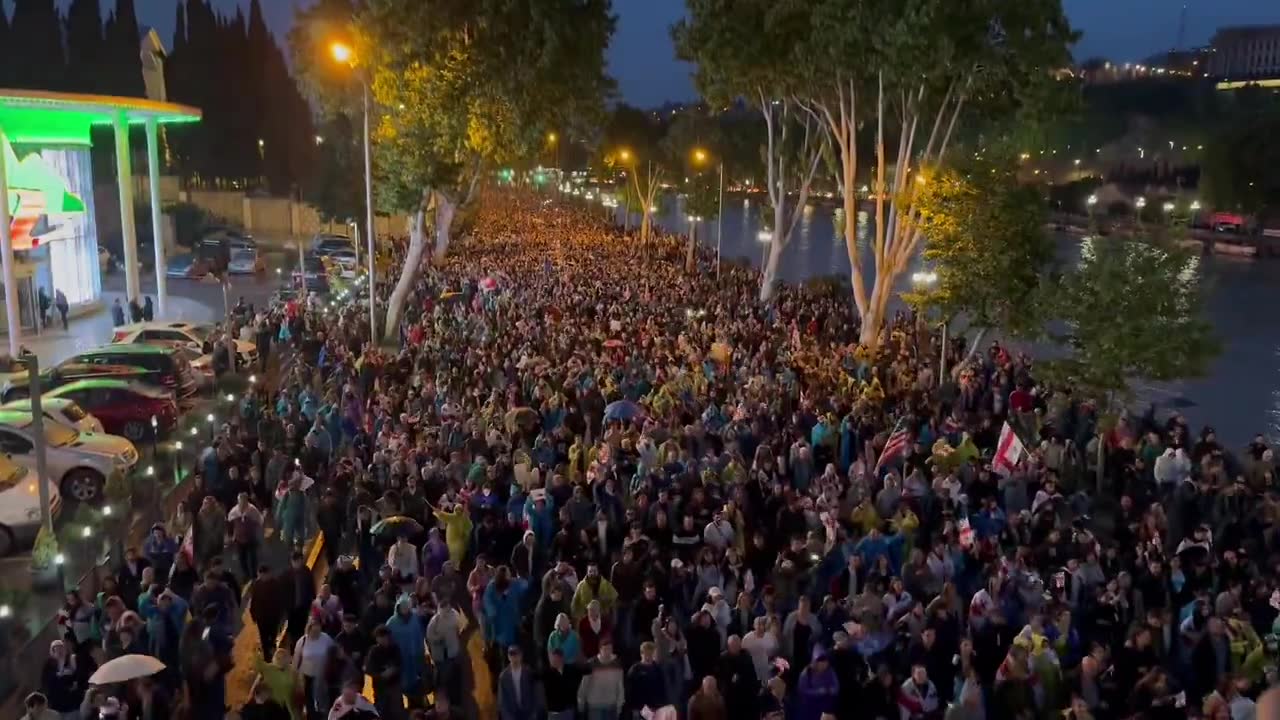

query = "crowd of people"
[20, 191, 1280, 720]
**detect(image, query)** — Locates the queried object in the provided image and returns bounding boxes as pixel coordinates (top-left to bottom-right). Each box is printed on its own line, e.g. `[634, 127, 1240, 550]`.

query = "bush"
[164, 202, 218, 247]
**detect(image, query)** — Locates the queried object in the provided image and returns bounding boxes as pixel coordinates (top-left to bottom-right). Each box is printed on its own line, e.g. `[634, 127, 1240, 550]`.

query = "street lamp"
[330, 40, 379, 341]
[616, 149, 634, 231]
[1135, 196, 1147, 226]
[691, 147, 725, 278]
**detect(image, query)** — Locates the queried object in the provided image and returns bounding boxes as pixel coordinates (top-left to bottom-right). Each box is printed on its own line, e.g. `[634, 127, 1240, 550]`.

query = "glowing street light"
[1086, 194, 1098, 206]
[315, 135, 324, 146]
[81, 526, 91, 538]
[1162, 201, 1175, 213]
[330, 41, 354, 64]
[911, 271, 938, 286]
[1190, 200, 1201, 211]
[692, 148, 708, 165]
[617, 149, 632, 163]
[547, 132, 557, 144]
[1135, 196, 1147, 209]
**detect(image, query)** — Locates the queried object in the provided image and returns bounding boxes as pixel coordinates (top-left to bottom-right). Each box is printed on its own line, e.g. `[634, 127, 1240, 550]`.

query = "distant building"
[1207, 25, 1280, 79]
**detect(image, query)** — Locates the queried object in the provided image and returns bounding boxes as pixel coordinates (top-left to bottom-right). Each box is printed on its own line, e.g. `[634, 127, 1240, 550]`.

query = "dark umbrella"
[370, 515, 425, 539]
[604, 399, 644, 422]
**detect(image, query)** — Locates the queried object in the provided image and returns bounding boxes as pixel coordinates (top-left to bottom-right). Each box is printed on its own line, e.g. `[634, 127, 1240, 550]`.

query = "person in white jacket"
[898, 664, 940, 720]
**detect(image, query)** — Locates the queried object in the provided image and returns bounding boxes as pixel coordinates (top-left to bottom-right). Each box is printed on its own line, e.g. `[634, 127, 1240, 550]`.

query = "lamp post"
[1086, 194, 1098, 230]
[1135, 196, 1147, 226]
[1190, 200, 1202, 229]
[547, 132, 559, 195]
[617, 149, 633, 232]
[692, 148, 725, 279]
[910, 271, 943, 381]
[331, 41, 378, 340]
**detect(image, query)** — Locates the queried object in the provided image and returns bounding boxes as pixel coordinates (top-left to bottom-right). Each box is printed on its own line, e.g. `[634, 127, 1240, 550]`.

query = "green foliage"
[305, 114, 367, 225]
[1201, 106, 1280, 222]
[1040, 238, 1219, 410]
[684, 170, 720, 221]
[909, 156, 1053, 338]
[164, 202, 218, 246]
[31, 525, 59, 570]
[292, 0, 616, 214]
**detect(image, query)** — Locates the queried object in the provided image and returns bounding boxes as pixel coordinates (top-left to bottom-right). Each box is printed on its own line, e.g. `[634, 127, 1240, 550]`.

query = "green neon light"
[3, 136, 84, 223]
[0, 105, 199, 146]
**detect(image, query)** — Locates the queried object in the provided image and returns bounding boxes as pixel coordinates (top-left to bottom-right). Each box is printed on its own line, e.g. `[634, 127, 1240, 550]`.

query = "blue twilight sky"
[24, 0, 1280, 108]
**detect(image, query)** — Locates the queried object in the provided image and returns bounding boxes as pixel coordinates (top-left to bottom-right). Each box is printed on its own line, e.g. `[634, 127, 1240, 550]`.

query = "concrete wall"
[93, 177, 410, 243]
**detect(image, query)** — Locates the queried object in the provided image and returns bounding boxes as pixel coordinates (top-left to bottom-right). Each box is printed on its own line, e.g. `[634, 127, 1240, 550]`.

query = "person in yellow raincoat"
[849, 499, 881, 537]
[568, 436, 584, 484]
[433, 500, 474, 568]
[571, 564, 619, 621]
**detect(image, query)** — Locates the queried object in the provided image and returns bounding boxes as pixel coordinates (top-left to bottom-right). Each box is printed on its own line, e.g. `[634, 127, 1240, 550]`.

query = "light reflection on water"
[612, 197, 1280, 447]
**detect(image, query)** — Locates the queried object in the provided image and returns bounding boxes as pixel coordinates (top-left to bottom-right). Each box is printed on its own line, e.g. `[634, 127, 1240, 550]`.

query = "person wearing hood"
[547, 612, 583, 665]
[534, 582, 571, 668]
[432, 499, 474, 568]
[795, 645, 840, 720]
[384, 596, 428, 707]
[39, 641, 81, 720]
[484, 566, 529, 668]
[897, 663, 940, 720]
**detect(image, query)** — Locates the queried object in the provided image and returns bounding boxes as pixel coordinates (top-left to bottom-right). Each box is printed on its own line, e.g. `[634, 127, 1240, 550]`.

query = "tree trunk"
[858, 274, 892, 347]
[685, 222, 696, 272]
[640, 210, 651, 244]
[759, 232, 783, 302]
[432, 192, 457, 258]
[382, 192, 430, 341]
[962, 327, 988, 363]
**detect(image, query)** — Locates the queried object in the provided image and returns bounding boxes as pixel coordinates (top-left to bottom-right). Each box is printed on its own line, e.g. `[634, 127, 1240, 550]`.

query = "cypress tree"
[64, 0, 105, 92]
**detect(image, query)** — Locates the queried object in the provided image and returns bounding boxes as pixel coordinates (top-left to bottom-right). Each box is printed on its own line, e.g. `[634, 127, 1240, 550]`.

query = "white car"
[0, 454, 60, 555]
[0, 397, 104, 433]
[0, 411, 138, 503]
[112, 321, 258, 368]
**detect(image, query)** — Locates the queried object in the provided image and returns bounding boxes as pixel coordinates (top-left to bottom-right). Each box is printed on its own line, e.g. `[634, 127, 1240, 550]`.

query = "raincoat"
[483, 578, 529, 650]
[385, 599, 428, 697]
[434, 505, 474, 567]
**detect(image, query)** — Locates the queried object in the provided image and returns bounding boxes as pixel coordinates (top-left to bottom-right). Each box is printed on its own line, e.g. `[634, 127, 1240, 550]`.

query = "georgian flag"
[993, 421, 1027, 477]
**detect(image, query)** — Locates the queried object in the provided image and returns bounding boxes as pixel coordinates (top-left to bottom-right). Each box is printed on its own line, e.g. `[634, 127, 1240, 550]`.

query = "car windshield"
[188, 324, 214, 341]
[0, 458, 26, 490]
[44, 422, 78, 447]
[61, 403, 87, 423]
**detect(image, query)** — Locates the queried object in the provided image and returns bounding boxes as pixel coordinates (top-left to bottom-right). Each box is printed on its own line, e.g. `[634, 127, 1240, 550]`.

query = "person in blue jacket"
[483, 566, 529, 661]
[385, 595, 428, 705]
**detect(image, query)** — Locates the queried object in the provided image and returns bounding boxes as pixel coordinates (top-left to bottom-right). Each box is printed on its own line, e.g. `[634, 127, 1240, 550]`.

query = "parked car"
[0, 454, 60, 555]
[293, 255, 330, 293]
[67, 344, 198, 400]
[311, 233, 354, 257]
[111, 322, 258, 369]
[228, 246, 266, 274]
[166, 252, 211, 279]
[0, 411, 138, 503]
[0, 363, 151, 404]
[0, 396, 104, 433]
[324, 248, 358, 278]
[43, 379, 178, 441]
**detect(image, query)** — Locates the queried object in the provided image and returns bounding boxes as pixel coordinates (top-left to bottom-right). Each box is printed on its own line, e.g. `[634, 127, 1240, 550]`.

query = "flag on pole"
[993, 421, 1027, 477]
[874, 418, 911, 474]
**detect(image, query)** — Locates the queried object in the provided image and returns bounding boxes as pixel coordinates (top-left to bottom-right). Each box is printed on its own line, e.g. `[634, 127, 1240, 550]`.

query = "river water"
[604, 194, 1280, 448]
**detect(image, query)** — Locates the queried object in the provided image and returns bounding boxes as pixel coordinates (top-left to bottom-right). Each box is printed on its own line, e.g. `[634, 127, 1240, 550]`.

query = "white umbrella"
[89, 654, 166, 685]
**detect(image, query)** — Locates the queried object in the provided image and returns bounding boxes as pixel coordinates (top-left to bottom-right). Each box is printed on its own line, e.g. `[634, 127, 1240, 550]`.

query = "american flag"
[874, 418, 911, 474]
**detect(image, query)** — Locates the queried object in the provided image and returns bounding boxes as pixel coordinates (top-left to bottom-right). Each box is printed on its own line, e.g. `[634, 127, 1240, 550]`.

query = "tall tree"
[907, 155, 1054, 357]
[10, 0, 67, 90]
[1041, 238, 1218, 414]
[104, 0, 143, 96]
[293, 0, 616, 339]
[306, 114, 365, 225]
[674, 0, 826, 302]
[805, 0, 1075, 347]
[64, 0, 105, 93]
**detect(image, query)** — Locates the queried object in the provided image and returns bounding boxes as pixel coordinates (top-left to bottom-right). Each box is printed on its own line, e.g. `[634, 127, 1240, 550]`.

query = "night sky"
[26, 0, 1280, 107]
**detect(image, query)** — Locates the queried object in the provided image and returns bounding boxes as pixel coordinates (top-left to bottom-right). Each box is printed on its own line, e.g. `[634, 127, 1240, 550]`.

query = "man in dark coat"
[716, 634, 760, 720]
[248, 565, 288, 659]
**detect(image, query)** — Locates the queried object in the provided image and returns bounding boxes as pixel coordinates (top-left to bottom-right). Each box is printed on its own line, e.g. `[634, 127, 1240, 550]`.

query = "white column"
[0, 128, 20, 357]
[145, 118, 167, 317]
[113, 113, 140, 304]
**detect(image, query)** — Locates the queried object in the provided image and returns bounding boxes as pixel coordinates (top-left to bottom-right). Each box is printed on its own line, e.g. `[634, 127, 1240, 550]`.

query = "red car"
[44, 378, 179, 441]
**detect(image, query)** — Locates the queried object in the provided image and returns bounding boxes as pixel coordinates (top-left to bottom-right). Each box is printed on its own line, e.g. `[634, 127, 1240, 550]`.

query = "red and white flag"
[993, 421, 1026, 477]
[874, 418, 910, 474]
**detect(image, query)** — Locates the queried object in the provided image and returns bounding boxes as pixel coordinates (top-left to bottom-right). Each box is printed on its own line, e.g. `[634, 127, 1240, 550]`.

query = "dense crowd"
[20, 192, 1280, 720]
